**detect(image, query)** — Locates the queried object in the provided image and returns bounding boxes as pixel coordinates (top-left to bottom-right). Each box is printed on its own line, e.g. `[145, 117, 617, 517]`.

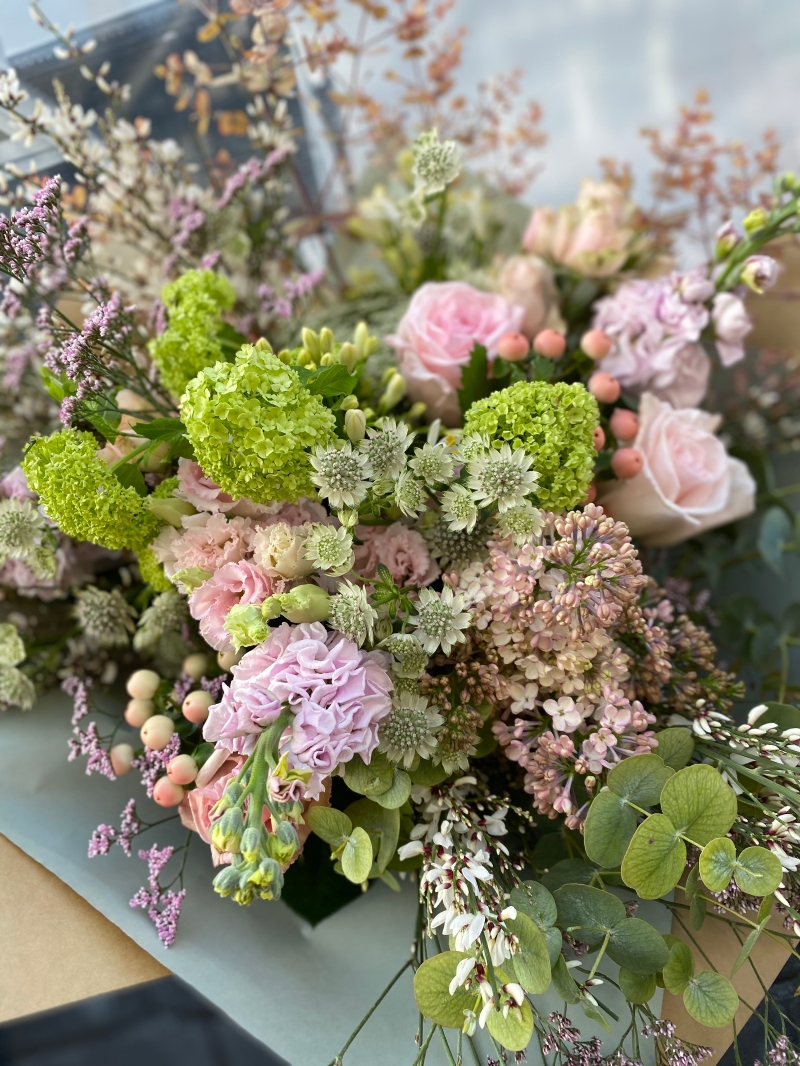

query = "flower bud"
[741, 255, 779, 294]
[378, 372, 406, 413]
[319, 352, 335, 367]
[743, 207, 770, 233]
[217, 648, 243, 672]
[241, 826, 265, 864]
[140, 714, 175, 751]
[354, 321, 375, 361]
[266, 821, 300, 866]
[611, 447, 644, 479]
[218, 781, 244, 811]
[110, 743, 134, 776]
[344, 408, 367, 443]
[319, 327, 334, 354]
[580, 329, 612, 360]
[715, 220, 739, 259]
[182, 689, 214, 724]
[277, 584, 330, 624]
[224, 603, 269, 649]
[182, 653, 208, 680]
[254, 337, 273, 353]
[338, 342, 359, 373]
[339, 393, 359, 411]
[211, 806, 244, 853]
[588, 372, 621, 405]
[408, 402, 427, 421]
[153, 776, 185, 807]
[126, 669, 160, 701]
[496, 332, 530, 362]
[146, 495, 196, 528]
[212, 864, 241, 897]
[533, 329, 566, 359]
[593, 426, 605, 451]
[250, 856, 284, 900]
[609, 408, 639, 442]
[167, 753, 199, 785]
[124, 698, 154, 728]
[301, 327, 321, 360]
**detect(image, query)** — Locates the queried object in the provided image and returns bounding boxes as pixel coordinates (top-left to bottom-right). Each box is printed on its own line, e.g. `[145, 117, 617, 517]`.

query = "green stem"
[438, 1028, 458, 1066]
[586, 931, 610, 982]
[327, 956, 413, 1066]
[412, 1025, 437, 1066]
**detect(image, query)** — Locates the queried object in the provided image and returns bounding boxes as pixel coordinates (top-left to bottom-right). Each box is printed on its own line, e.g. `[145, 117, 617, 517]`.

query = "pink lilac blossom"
[353, 522, 440, 587]
[592, 270, 713, 408]
[188, 561, 278, 651]
[204, 622, 393, 779]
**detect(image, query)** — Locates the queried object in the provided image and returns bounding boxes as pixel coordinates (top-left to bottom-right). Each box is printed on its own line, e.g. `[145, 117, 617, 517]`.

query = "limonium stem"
[326, 956, 414, 1066]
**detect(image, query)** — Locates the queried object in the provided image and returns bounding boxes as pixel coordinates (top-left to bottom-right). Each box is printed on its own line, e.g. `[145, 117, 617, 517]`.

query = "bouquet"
[1, 5, 800, 1065]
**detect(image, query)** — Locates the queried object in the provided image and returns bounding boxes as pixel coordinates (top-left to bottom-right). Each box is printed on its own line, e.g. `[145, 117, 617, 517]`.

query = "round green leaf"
[684, 862, 701, 899]
[551, 954, 581, 1004]
[553, 884, 626, 946]
[510, 880, 557, 929]
[343, 752, 394, 797]
[620, 814, 686, 899]
[683, 971, 739, 1028]
[485, 988, 534, 1052]
[341, 826, 374, 883]
[662, 941, 695, 994]
[369, 768, 412, 809]
[408, 759, 450, 787]
[306, 806, 352, 845]
[584, 790, 638, 867]
[660, 765, 738, 846]
[690, 894, 707, 930]
[699, 837, 737, 892]
[544, 927, 562, 967]
[542, 859, 598, 893]
[345, 798, 400, 875]
[606, 917, 670, 975]
[413, 952, 476, 1028]
[653, 728, 695, 770]
[618, 968, 657, 1004]
[759, 701, 800, 734]
[734, 846, 784, 897]
[607, 753, 675, 806]
[506, 913, 551, 994]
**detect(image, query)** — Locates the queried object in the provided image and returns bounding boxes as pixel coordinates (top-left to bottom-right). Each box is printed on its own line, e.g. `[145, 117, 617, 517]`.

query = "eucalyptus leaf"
[690, 894, 707, 930]
[684, 862, 701, 900]
[757, 894, 775, 924]
[732, 919, 769, 975]
[620, 814, 686, 899]
[733, 846, 784, 897]
[542, 859, 598, 893]
[580, 998, 613, 1033]
[485, 988, 534, 1052]
[653, 728, 695, 770]
[369, 768, 412, 809]
[662, 941, 695, 994]
[344, 799, 400, 876]
[660, 765, 738, 846]
[583, 790, 638, 867]
[506, 913, 551, 994]
[510, 880, 557, 929]
[683, 971, 739, 1028]
[553, 884, 625, 947]
[699, 837, 737, 892]
[306, 806, 352, 846]
[606, 918, 670, 975]
[544, 927, 563, 967]
[341, 826, 373, 883]
[551, 954, 581, 1004]
[618, 968, 657, 1004]
[607, 752, 675, 806]
[408, 760, 450, 787]
[758, 505, 793, 575]
[413, 952, 476, 1028]
[343, 752, 394, 797]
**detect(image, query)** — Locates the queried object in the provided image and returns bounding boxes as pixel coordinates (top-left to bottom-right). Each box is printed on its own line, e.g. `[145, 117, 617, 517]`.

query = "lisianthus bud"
[224, 602, 269, 649]
[344, 408, 367, 443]
[743, 207, 770, 233]
[319, 353, 335, 367]
[354, 321, 376, 361]
[267, 821, 300, 866]
[211, 806, 244, 853]
[408, 402, 427, 420]
[276, 584, 331, 623]
[146, 495, 196, 528]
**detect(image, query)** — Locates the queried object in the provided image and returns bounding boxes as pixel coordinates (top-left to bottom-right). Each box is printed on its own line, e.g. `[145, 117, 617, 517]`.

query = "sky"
[2, 0, 799, 207]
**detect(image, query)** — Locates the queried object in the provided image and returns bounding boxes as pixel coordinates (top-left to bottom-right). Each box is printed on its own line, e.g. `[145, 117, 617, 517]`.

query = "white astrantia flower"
[0, 498, 57, 579]
[381, 633, 429, 677]
[304, 523, 354, 576]
[328, 579, 378, 647]
[408, 441, 455, 487]
[394, 469, 428, 518]
[378, 691, 443, 768]
[359, 417, 415, 480]
[309, 441, 371, 510]
[440, 484, 479, 534]
[412, 127, 462, 197]
[411, 585, 472, 655]
[457, 433, 491, 464]
[495, 500, 544, 545]
[467, 444, 539, 513]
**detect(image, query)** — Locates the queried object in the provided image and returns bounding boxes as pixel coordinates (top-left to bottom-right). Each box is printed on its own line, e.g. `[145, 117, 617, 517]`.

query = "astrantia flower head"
[328, 579, 378, 647]
[422, 513, 489, 571]
[381, 633, 430, 678]
[464, 381, 598, 510]
[309, 441, 371, 511]
[360, 418, 415, 480]
[133, 588, 190, 655]
[0, 497, 56, 578]
[181, 344, 337, 505]
[441, 484, 479, 534]
[412, 128, 462, 197]
[408, 441, 455, 486]
[467, 443, 538, 513]
[378, 691, 443, 768]
[75, 586, 137, 648]
[304, 523, 354, 576]
[394, 469, 428, 518]
[0, 665, 35, 710]
[411, 585, 472, 655]
[0, 623, 25, 667]
[495, 501, 544, 545]
[457, 433, 491, 463]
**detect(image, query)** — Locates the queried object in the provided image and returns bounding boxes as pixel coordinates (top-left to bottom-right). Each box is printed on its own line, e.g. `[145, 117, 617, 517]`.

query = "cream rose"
[496, 254, 560, 339]
[599, 393, 756, 546]
[251, 521, 314, 579]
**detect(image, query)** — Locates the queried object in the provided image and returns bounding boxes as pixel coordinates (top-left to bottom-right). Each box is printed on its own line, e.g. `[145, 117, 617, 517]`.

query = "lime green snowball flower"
[136, 545, 173, 593]
[23, 429, 152, 551]
[149, 269, 236, 398]
[463, 380, 599, 510]
[181, 344, 337, 504]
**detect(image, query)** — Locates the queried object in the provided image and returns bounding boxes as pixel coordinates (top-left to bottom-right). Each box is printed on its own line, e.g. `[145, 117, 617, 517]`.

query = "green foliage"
[457, 344, 492, 417]
[149, 270, 236, 397]
[618, 968, 657, 1004]
[551, 954, 581, 1004]
[653, 728, 695, 770]
[733, 846, 784, 897]
[663, 941, 695, 994]
[606, 752, 675, 805]
[758, 505, 794, 575]
[408, 759, 450, 787]
[659, 765, 738, 846]
[621, 814, 686, 899]
[699, 836, 737, 892]
[306, 806, 352, 846]
[583, 791, 638, 867]
[505, 912, 551, 994]
[463, 379, 599, 509]
[344, 799, 400, 876]
[485, 990, 534, 1052]
[509, 881, 561, 966]
[413, 952, 475, 1028]
[683, 971, 739, 1028]
[541, 858, 599, 892]
[340, 826, 373, 883]
[553, 884, 668, 974]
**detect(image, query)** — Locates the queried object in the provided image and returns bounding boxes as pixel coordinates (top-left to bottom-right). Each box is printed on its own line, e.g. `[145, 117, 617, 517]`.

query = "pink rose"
[386, 281, 524, 425]
[496, 255, 558, 339]
[523, 206, 557, 257]
[354, 522, 439, 587]
[712, 293, 752, 366]
[599, 393, 756, 546]
[189, 560, 278, 651]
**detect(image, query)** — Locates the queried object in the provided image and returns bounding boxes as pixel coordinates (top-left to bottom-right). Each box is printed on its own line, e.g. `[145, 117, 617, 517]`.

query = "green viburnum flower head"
[181, 344, 337, 505]
[149, 269, 236, 397]
[463, 380, 599, 510]
[22, 430, 153, 551]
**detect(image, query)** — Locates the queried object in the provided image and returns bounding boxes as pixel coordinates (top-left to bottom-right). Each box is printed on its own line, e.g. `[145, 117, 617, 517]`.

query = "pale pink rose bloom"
[354, 522, 439, 587]
[712, 292, 752, 366]
[176, 458, 278, 519]
[386, 281, 524, 425]
[523, 206, 556, 257]
[152, 511, 254, 580]
[599, 393, 756, 547]
[189, 560, 278, 650]
[496, 255, 558, 339]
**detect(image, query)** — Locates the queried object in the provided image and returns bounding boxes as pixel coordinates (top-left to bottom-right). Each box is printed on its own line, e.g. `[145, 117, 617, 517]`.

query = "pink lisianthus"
[175, 458, 276, 519]
[599, 392, 756, 546]
[353, 522, 439, 587]
[386, 281, 524, 425]
[189, 560, 278, 651]
[151, 512, 254, 581]
[204, 622, 393, 777]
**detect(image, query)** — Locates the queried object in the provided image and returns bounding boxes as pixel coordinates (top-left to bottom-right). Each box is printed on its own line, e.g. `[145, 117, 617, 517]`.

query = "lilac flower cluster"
[129, 843, 186, 948]
[0, 177, 63, 282]
[258, 269, 324, 320]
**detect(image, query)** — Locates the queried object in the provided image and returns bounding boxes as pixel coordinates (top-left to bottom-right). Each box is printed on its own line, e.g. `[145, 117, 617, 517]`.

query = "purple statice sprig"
[88, 798, 141, 858]
[63, 674, 119, 779]
[129, 840, 190, 948]
[131, 732, 180, 798]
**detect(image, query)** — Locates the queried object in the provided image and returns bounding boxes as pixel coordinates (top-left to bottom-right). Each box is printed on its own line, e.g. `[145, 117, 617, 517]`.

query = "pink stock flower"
[189, 560, 277, 651]
[152, 512, 255, 581]
[386, 281, 524, 425]
[204, 622, 393, 778]
[354, 522, 439, 587]
[600, 392, 756, 546]
[712, 292, 752, 366]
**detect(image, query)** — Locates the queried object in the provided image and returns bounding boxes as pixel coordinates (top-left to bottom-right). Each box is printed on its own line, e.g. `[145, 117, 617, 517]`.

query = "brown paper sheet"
[0, 834, 169, 1023]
